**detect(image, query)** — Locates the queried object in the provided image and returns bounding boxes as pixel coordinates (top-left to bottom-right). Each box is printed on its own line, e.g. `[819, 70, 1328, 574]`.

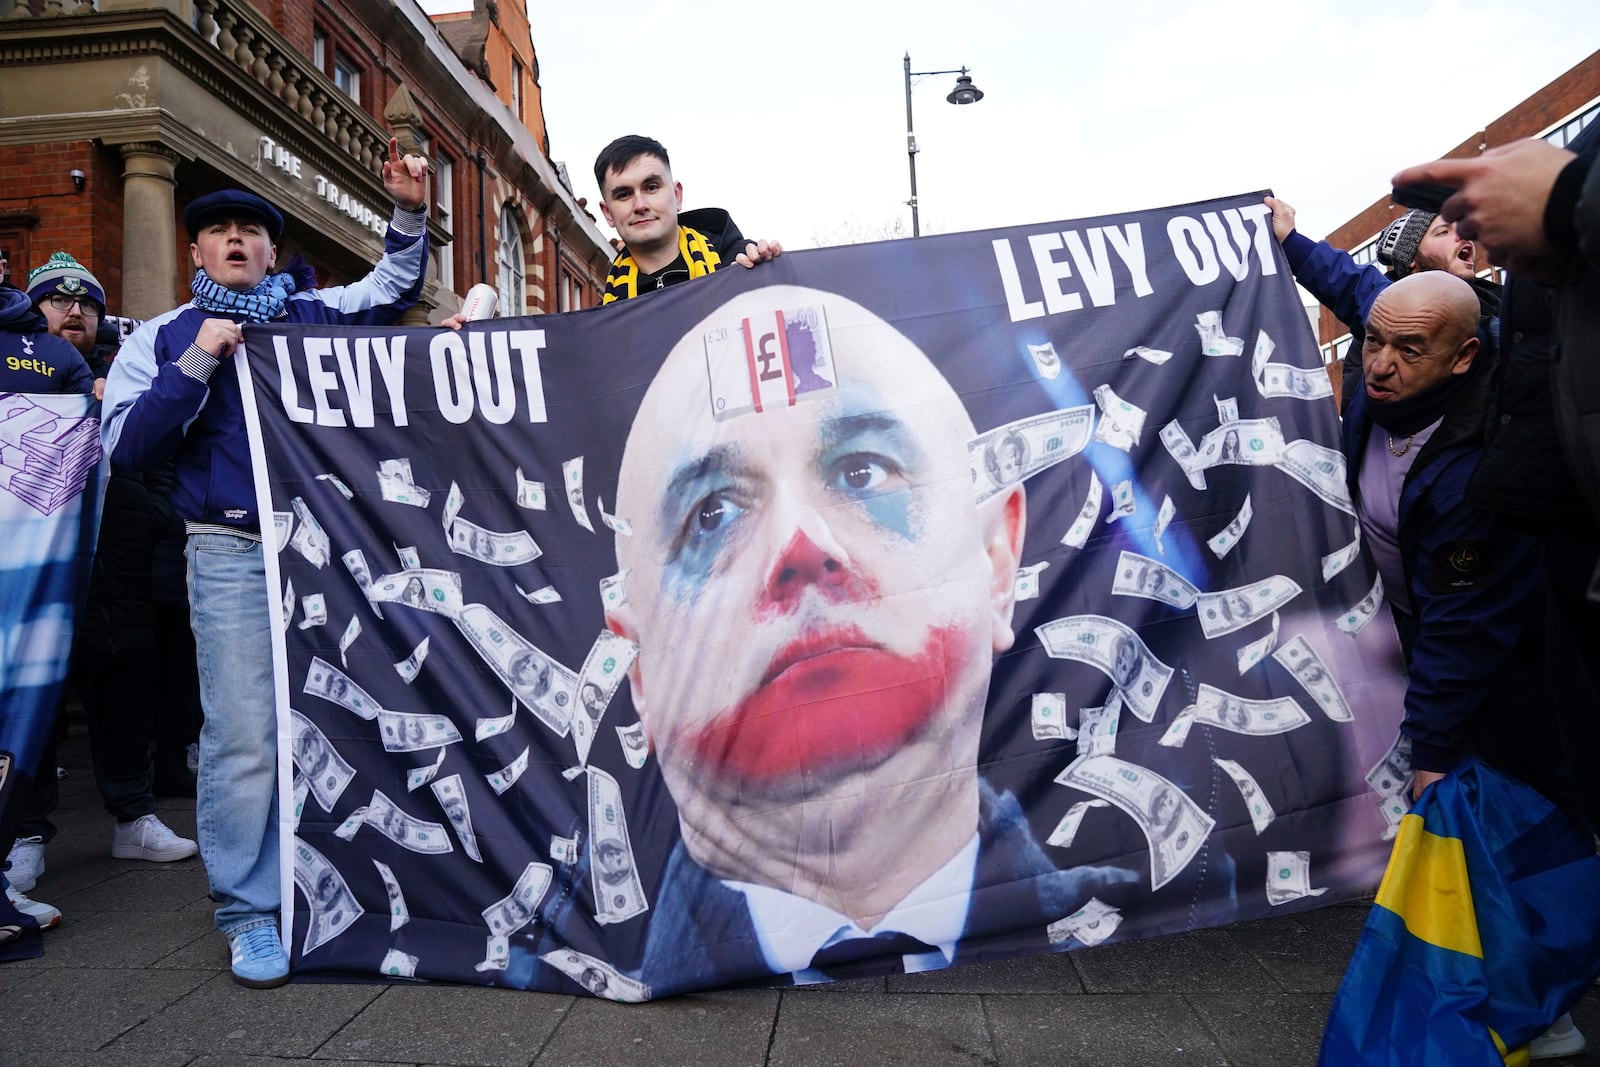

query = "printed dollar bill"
[368, 567, 465, 619]
[1258, 362, 1334, 401]
[1321, 525, 1362, 582]
[372, 858, 409, 932]
[550, 835, 579, 865]
[1036, 615, 1172, 723]
[1336, 573, 1384, 635]
[1207, 495, 1253, 559]
[596, 495, 633, 537]
[272, 510, 294, 552]
[340, 549, 383, 619]
[1276, 438, 1356, 516]
[1031, 693, 1075, 742]
[378, 708, 462, 753]
[588, 766, 648, 926]
[338, 615, 361, 667]
[394, 544, 421, 570]
[290, 709, 355, 812]
[572, 630, 639, 766]
[1365, 732, 1413, 801]
[1153, 495, 1175, 556]
[1028, 341, 1063, 379]
[968, 406, 1095, 504]
[1265, 850, 1327, 906]
[1195, 309, 1243, 356]
[1213, 757, 1275, 834]
[292, 837, 363, 953]
[1046, 896, 1122, 947]
[441, 480, 464, 532]
[406, 747, 446, 794]
[455, 603, 576, 737]
[481, 860, 553, 938]
[474, 934, 510, 972]
[1111, 550, 1199, 610]
[377, 457, 430, 507]
[1013, 560, 1049, 602]
[1195, 574, 1302, 638]
[1105, 478, 1136, 524]
[475, 709, 516, 742]
[432, 773, 482, 862]
[304, 657, 382, 720]
[1159, 420, 1208, 491]
[616, 722, 649, 769]
[1159, 683, 1310, 747]
[1077, 693, 1122, 758]
[1124, 345, 1173, 365]
[1214, 395, 1239, 425]
[516, 583, 563, 605]
[1194, 416, 1285, 469]
[1273, 635, 1353, 722]
[379, 948, 418, 977]
[515, 466, 547, 511]
[540, 948, 651, 1002]
[394, 637, 430, 685]
[448, 515, 542, 566]
[1046, 799, 1109, 848]
[599, 570, 628, 612]
[356, 789, 453, 854]
[315, 472, 354, 500]
[292, 773, 308, 831]
[1056, 754, 1214, 890]
[289, 496, 330, 568]
[563, 456, 594, 532]
[281, 577, 294, 628]
[1250, 330, 1275, 381]
[1235, 611, 1280, 674]
[297, 592, 327, 630]
[486, 747, 530, 796]
[1092, 384, 1146, 452]
[1061, 470, 1102, 549]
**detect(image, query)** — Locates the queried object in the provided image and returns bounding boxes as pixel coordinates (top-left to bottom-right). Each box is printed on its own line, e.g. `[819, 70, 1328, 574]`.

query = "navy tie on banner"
[241, 191, 1412, 998]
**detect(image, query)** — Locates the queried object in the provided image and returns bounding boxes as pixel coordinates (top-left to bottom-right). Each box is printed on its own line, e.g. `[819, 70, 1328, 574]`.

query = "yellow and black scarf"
[601, 225, 721, 304]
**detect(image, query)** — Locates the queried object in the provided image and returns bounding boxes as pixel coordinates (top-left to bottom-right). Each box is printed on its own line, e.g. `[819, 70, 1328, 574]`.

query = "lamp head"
[946, 72, 983, 105]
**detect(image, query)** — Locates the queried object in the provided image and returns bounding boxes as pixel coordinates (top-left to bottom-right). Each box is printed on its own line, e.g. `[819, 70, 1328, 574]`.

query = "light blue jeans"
[186, 532, 279, 938]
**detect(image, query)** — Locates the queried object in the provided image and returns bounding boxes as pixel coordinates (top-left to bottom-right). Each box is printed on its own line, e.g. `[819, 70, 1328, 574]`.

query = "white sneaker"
[4, 836, 44, 893]
[1530, 1013, 1587, 1060]
[4, 883, 61, 930]
[111, 814, 198, 862]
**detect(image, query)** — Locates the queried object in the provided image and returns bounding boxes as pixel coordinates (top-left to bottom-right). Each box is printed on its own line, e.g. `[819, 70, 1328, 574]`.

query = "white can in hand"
[461, 283, 498, 321]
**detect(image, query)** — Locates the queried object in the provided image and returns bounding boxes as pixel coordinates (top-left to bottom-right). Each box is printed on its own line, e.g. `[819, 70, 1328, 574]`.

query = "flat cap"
[183, 189, 285, 242]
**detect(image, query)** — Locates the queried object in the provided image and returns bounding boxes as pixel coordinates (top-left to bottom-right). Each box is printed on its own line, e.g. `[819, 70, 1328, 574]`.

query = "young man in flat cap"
[102, 138, 429, 988]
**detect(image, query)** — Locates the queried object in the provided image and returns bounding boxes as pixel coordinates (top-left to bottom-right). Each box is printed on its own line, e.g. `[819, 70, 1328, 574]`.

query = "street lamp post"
[903, 52, 984, 237]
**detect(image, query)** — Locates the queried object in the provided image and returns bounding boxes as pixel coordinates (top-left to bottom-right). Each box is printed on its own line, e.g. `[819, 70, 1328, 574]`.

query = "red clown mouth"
[685, 623, 970, 781]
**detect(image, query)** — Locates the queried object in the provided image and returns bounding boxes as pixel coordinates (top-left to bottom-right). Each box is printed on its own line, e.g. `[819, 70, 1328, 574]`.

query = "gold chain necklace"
[1387, 432, 1415, 457]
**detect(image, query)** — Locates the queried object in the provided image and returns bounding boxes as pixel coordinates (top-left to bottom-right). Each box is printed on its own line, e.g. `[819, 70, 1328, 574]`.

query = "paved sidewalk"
[3, 723, 1597, 1067]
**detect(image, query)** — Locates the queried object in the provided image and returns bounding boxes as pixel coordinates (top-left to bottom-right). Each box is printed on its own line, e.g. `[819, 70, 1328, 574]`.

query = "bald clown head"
[608, 285, 1026, 818]
[1361, 271, 1481, 406]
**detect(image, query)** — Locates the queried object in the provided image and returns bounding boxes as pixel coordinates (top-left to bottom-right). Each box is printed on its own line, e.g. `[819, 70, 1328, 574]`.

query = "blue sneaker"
[228, 926, 290, 988]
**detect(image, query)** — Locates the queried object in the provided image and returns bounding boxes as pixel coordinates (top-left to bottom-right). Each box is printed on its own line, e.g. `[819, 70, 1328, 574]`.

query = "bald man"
[608, 284, 1135, 993]
[1345, 272, 1568, 809]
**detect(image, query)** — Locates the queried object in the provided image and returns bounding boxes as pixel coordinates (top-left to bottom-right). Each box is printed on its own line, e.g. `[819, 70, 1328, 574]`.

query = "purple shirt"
[1356, 418, 1443, 618]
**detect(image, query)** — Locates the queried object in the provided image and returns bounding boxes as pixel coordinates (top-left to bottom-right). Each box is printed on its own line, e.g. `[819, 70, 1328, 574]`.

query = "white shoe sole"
[111, 842, 199, 862]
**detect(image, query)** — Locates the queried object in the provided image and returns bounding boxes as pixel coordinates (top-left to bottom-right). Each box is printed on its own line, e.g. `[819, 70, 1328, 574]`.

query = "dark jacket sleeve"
[1399, 451, 1546, 772]
[1282, 231, 1391, 337]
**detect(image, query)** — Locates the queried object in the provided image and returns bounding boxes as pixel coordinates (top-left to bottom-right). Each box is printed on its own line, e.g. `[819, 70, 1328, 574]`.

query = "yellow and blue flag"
[1319, 759, 1600, 1065]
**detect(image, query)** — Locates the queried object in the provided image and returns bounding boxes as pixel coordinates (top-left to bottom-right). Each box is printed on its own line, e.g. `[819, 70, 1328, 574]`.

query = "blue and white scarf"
[191, 268, 297, 323]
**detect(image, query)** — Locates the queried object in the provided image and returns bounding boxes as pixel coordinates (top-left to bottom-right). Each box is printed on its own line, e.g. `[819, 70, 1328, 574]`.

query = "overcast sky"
[422, 0, 1599, 250]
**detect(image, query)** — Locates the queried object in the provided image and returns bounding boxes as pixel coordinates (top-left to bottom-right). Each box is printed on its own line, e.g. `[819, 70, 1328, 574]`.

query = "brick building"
[1312, 48, 1600, 370]
[0, 0, 612, 325]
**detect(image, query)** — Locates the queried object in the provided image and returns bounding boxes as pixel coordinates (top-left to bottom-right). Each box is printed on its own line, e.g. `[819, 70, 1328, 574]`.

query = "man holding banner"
[608, 284, 1139, 992]
[101, 138, 430, 988]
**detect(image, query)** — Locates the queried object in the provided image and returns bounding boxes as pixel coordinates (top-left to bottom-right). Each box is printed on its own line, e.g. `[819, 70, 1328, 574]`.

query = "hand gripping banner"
[241, 191, 1410, 998]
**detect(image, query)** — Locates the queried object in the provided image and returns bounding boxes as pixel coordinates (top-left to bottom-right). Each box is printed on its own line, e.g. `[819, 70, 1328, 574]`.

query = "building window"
[497, 204, 525, 315]
[1349, 238, 1379, 267]
[436, 157, 455, 290]
[333, 52, 361, 102]
[312, 29, 326, 69]
[511, 59, 524, 121]
[1543, 101, 1599, 149]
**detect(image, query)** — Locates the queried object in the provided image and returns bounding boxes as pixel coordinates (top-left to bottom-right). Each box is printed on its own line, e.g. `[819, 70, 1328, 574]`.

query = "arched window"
[496, 204, 525, 315]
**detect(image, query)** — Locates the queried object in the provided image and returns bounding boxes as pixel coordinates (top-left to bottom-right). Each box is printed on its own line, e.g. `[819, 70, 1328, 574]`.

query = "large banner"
[243, 191, 1409, 999]
[0, 392, 104, 958]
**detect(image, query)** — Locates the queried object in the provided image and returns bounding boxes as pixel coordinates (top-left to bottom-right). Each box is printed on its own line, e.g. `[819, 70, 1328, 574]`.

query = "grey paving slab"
[0, 966, 213, 1053]
[151, 925, 230, 970]
[536, 988, 777, 1067]
[1185, 992, 1334, 1066]
[3, 1051, 194, 1067]
[983, 993, 1227, 1066]
[766, 974, 886, 993]
[885, 951, 1085, 994]
[319, 984, 572, 1066]
[1228, 905, 1367, 993]
[768, 990, 994, 1066]
[53, 867, 212, 913]
[0, 906, 215, 971]
[193, 1059, 418, 1067]
[107, 972, 384, 1059]
[1072, 927, 1276, 994]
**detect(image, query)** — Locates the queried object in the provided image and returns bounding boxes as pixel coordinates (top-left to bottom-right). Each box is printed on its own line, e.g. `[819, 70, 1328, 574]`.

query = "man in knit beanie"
[27, 252, 108, 398]
[1375, 209, 1480, 280]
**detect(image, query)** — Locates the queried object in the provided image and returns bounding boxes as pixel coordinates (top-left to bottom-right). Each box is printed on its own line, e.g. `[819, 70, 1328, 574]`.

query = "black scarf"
[1366, 364, 1476, 435]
